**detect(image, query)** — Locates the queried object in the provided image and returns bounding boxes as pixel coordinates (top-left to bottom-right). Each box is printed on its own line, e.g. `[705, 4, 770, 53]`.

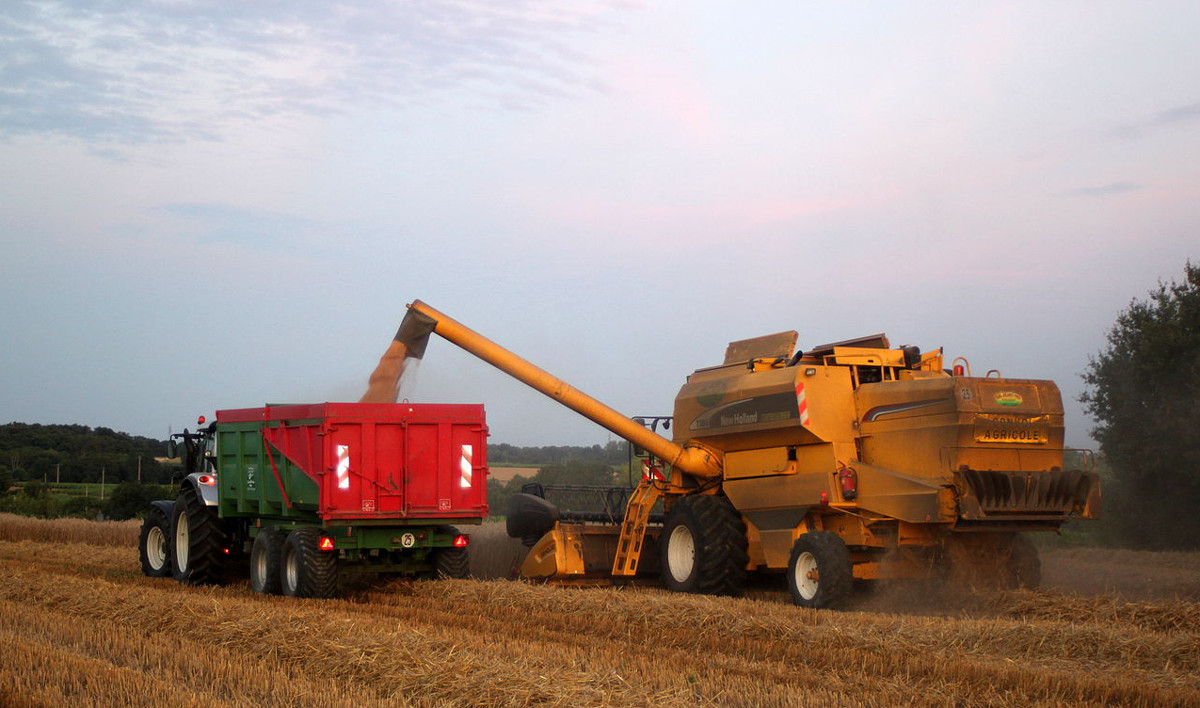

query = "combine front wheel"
[788, 531, 852, 609]
[660, 495, 749, 597]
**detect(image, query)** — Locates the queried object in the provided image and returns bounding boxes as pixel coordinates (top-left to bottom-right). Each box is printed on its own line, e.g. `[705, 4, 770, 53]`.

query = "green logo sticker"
[994, 392, 1023, 407]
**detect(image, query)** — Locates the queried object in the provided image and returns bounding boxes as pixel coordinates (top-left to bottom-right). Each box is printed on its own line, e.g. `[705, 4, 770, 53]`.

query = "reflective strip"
[796, 383, 810, 426]
[335, 444, 351, 490]
[460, 444, 473, 488]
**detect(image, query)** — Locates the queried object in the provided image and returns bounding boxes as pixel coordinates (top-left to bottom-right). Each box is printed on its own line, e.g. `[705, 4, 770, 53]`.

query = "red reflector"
[318, 537, 335, 551]
[198, 475, 217, 487]
[453, 534, 469, 548]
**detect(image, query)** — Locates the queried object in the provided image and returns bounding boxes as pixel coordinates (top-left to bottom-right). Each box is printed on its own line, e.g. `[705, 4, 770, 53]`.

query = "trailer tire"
[281, 528, 338, 599]
[250, 528, 287, 595]
[788, 531, 853, 610]
[432, 526, 470, 579]
[138, 503, 173, 578]
[171, 486, 227, 585]
[660, 495, 748, 597]
[1006, 534, 1041, 589]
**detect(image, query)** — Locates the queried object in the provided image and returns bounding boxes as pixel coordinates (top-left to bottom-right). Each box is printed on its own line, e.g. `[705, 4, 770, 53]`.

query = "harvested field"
[1, 514, 1198, 707]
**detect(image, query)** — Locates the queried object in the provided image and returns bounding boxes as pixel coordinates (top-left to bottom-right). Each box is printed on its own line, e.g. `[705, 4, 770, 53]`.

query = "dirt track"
[1, 516, 1198, 707]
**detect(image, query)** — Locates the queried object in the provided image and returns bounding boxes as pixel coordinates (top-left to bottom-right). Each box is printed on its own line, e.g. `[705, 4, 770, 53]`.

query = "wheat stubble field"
[1, 515, 1198, 707]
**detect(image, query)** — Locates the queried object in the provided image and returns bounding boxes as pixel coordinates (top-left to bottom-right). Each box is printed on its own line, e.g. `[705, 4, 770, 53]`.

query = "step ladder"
[611, 480, 664, 576]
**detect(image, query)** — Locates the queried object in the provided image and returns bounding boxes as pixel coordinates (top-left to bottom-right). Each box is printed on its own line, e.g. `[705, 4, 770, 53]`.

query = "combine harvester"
[394, 300, 1100, 608]
[139, 402, 488, 597]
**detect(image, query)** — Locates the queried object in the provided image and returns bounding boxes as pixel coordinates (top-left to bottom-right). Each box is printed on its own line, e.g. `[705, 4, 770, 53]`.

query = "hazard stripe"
[335, 444, 351, 490]
[460, 444, 473, 488]
[796, 382, 810, 426]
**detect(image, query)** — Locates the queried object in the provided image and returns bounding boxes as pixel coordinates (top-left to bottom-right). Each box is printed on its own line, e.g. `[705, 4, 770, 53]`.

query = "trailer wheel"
[281, 528, 338, 599]
[250, 528, 287, 594]
[432, 526, 470, 579]
[138, 503, 173, 577]
[660, 495, 748, 596]
[1005, 534, 1041, 589]
[788, 531, 853, 609]
[171, 486, 227, 586]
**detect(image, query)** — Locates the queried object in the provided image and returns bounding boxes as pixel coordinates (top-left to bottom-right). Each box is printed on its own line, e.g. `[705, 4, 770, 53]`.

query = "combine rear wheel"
[171, 486, 227, 585]
[281, 528, 339, 598]
[788, 531, 853, 609]
[249, 528, 287, 594]
[660, 495, 749, 596]
[138, 503, 173, 578]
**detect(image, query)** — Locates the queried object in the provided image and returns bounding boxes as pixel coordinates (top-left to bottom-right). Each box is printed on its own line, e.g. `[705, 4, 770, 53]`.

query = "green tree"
[1081, 262, 1200, 550]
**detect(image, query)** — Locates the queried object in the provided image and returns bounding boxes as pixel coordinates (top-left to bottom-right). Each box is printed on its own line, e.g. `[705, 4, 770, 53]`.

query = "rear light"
[453, 534, 469, 548]
[318, 537, 335, 551]
[197, 415, 206, 424]
[819, 491, 829, 506]
[198, 475, 217, 487]
[952, 364, 964, 376]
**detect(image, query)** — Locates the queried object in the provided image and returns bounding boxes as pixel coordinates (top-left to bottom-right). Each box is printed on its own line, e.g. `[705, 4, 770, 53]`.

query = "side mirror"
[166, 439, 177, 458]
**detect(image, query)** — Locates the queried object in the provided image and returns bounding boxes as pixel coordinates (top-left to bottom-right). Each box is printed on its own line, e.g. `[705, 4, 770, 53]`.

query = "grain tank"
[391, 301, 1101, 608]
[138, 402, 488, 598]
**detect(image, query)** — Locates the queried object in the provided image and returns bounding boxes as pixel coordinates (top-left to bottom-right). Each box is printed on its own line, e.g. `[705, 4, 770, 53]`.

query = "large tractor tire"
[138, 502, 173, 578]
[1005, 534, 1042, 589]
[660, 495, 749, 597]
[431, 525, 470, 579]
[280, 527, 339, 599]
[787, 530, 853, 610]
[170, 486, 227, 586]
[249, 528, 287, 595]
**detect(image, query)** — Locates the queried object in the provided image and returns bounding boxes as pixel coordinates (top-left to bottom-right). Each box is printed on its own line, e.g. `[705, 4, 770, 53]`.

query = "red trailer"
[138, 403, 489, 598]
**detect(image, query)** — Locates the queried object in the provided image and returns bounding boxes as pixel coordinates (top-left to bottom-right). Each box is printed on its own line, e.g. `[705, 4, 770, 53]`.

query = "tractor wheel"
[660, 495, 749, 596]
[138, 503, 173, 578]
[788, 531, 853, 609]
[249, 528, 287, 594]
[170, 485, 227, 586]
[431, 526, 470, 579]
[280, 528, 339, 599]
[1005, 534, 1042, 589]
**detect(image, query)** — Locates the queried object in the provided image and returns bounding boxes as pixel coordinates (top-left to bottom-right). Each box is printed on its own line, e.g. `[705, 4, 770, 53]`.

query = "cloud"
[1067, 182, 1145, 198]
[0, 0, 617, 145]
[1109, 100, 1200, 140]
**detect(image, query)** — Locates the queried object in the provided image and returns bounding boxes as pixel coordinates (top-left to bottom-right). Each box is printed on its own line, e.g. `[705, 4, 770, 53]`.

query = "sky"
[1, 1, 1197, 450]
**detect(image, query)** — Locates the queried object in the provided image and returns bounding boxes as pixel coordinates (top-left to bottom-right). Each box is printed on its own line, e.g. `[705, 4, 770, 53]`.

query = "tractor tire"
[250, 528, 287, 595]
[1005, 534, 1042, 589]
[432, 526, 470, 579]
[138, 503, 173, 578]
[170, 486, 227, 585]
[788, 530, 853, 609]
[660, 495, 749, 597]
[280, 527, 339, 599]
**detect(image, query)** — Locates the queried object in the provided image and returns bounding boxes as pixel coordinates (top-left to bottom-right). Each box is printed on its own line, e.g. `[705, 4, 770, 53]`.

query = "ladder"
[611, 480, 664, 576]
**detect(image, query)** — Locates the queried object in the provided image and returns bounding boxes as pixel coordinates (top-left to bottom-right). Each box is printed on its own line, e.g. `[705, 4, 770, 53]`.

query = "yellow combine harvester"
[396, 301, 1100, 608]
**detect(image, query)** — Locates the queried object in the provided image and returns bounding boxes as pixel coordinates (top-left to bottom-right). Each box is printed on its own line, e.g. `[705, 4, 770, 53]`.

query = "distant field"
[1, 513, 1197, 707]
